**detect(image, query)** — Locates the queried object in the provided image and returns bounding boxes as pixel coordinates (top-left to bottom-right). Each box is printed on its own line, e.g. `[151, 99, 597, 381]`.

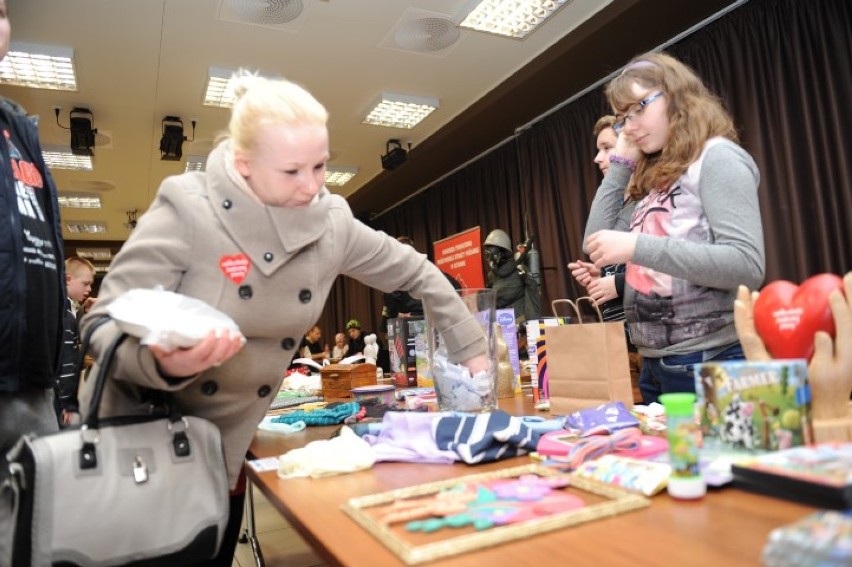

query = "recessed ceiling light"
[75, 247, 112, 260]
[185, 155, 207, 172]
[58, 193, 101, 208]
[42, 146, 93, 171]
[0, 41, 77, 90]
[460, 0, 570, 39]
[203, 67, 238, 108]
[325, 166, 358, 187]
[66, 222, 106, 234]
[363, 92, 439, 129]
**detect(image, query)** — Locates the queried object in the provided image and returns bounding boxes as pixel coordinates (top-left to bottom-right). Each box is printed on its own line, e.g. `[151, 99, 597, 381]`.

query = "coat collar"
[206, 140, 332, 276]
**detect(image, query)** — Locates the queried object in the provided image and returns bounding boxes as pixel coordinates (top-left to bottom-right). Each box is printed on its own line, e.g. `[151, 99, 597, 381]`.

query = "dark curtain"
[320, 142, 525, 338]
[320, 0, 851, 338]
[665, 0, 852, 281]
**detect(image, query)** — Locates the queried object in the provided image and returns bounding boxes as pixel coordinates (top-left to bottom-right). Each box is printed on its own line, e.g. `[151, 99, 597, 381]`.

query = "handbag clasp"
[132, 456, 148, 484]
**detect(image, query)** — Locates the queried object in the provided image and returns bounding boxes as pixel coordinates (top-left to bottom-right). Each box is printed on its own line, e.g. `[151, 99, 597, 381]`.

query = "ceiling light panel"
[58, 193, 101, 208]
[460, 0, 570, 39]
[42, 146, 93, 171]
[203, 67, 237, 108]
[75, 247, 113, 260]
[66, 222, 107, 234]
[363, 92, 439, 129]
[324, 166, 358, 187]
[0, 42, 77, 90]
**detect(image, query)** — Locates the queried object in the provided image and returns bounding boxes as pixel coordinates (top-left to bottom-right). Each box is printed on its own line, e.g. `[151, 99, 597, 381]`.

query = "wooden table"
[248, 394, 815, 566]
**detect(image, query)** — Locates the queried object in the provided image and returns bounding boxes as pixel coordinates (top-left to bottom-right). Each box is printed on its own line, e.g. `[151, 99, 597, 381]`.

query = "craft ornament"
[399, 476, 582, 533]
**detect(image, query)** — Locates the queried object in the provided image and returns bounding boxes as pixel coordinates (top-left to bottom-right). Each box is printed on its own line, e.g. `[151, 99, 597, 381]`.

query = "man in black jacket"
[0, 2, 66, 563]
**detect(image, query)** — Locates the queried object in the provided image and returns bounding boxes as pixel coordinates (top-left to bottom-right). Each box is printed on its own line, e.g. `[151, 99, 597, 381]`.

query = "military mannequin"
[483, 229, 539, 324]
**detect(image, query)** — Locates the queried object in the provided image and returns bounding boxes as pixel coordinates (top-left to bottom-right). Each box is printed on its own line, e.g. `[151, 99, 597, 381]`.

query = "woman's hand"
[148, 330, 245, 378]
[587, 275, 618, 305]
[585, 230, 638, 269]
[462, 354, 489, 375]
[568, 260, 599, 288]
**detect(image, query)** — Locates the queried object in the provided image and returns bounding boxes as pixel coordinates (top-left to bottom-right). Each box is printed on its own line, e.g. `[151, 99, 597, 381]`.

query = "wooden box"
[320, 363, 378, 399]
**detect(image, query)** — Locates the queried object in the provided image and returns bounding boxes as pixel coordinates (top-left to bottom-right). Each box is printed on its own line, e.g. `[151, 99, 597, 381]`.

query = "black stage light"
[381, 139, 408, 171]
[69, 108, 96, 156]
[160, 116, 186, 161]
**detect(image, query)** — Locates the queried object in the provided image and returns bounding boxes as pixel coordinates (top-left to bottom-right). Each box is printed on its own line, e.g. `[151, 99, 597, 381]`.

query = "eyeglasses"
[613, 91, 664, 133]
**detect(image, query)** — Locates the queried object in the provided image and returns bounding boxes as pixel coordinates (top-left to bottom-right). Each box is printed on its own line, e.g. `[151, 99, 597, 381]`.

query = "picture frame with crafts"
[342, 464, 648, 565]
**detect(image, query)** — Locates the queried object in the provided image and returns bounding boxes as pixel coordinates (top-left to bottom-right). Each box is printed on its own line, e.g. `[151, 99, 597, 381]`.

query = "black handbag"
[6, 318, 230, 566]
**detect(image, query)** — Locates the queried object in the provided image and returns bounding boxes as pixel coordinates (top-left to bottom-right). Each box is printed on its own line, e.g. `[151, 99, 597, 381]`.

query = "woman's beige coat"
[81, 141, 485, 488]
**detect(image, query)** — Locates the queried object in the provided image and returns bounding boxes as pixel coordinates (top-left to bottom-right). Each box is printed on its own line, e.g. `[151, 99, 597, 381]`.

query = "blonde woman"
[82, 71, 487, 565]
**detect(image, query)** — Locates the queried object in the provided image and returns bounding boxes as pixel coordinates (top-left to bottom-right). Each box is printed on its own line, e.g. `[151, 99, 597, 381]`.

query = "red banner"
[433, 226, 484, 289]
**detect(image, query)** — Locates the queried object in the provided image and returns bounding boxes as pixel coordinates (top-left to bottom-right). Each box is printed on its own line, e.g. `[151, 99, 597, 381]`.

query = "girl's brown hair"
[606, 52, 737, 200]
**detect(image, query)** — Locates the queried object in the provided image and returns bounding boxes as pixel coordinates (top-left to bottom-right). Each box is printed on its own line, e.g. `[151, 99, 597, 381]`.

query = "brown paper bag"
[546, 298, 634, 416]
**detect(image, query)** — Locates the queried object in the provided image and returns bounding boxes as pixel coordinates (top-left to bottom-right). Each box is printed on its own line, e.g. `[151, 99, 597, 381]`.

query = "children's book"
[731, 443, 852, 509]
[694, 360, 811, 452]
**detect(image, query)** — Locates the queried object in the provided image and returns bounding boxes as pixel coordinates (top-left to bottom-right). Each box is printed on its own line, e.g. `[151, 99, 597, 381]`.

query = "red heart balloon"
[753, 273, 844, 360]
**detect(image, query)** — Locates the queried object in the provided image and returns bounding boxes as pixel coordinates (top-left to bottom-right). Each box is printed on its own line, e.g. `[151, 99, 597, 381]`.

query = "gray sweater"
[584, 138, 765, 357]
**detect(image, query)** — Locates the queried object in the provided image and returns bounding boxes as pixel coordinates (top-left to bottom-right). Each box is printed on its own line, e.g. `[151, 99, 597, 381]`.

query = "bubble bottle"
[659, 392, 706, 499]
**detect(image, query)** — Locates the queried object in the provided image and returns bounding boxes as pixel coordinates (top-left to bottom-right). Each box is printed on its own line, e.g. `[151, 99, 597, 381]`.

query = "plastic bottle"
[659, 392, 706, 499]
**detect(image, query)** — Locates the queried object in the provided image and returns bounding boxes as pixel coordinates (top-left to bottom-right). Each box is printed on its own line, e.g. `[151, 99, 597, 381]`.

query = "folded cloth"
[519, 416, 570, 433]
[270, 402, 360, 426]
[563, 402, 639, 436]
[277, 426, 375, 478]
[258, 417, 307, 434]
[433, 410, 540, 464]
[362, 412, 458, 464]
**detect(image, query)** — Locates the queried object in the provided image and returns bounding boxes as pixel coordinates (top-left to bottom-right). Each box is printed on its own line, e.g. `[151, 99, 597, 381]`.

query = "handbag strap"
[83, 327, 129, 430]
[78, 318, 194, 468]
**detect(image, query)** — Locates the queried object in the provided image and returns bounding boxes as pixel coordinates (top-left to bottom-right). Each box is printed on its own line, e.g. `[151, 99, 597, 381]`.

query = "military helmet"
[483, 229, 512, 252]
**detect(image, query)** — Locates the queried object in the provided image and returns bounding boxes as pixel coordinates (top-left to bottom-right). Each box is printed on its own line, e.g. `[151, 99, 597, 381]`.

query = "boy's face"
[66, 269, 94, 303]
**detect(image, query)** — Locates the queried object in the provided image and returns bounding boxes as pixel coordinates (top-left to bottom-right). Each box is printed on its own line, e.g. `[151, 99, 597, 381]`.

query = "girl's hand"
[586, 230, 638, 269]
[587, 275, 618, 305]
[568, 260, 599, 287]
[613, 130, 641, 161]
[149, 330, 245, 377]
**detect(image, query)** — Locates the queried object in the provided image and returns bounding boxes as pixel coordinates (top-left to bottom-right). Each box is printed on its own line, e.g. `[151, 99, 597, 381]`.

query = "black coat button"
[257, 385, 272, 398]
[238, 285, 253, 300]
[281, 337, 295, 350]
[201, 380, 218, 396]
[298, 289, 312, 303]
[263, 252, 273, 262]
[222, 199, 232, 210]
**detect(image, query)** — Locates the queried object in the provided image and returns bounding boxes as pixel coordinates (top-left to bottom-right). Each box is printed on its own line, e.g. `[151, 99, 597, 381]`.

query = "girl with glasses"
[583, 52, 765, 404]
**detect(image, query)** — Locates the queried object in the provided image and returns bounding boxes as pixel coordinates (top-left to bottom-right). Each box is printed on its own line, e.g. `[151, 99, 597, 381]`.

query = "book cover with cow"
[694, 360, 811, 451]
